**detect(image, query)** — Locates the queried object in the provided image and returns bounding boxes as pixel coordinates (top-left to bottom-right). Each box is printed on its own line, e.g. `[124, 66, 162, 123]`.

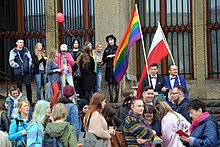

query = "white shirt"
[170, 75, 176, 88]
[150, 75, 157, 89]
[11, 98, 19, 119]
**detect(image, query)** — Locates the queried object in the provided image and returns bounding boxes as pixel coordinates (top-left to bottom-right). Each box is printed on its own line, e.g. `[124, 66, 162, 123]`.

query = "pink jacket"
[161, 112, 190, 147]
[55, 52, 74, 76]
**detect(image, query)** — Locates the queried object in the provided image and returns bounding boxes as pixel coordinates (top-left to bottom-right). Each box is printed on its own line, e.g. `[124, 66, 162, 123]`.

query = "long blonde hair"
[46, 50, 58, 74]
[155, 99, 178, 120]
[47, 50, 57, 62]
[34, 43, 46, 58]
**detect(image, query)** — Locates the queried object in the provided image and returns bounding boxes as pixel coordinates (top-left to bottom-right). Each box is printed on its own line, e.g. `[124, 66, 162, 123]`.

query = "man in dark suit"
[164, 64, 188, 99]
[141, 63, 167, 95]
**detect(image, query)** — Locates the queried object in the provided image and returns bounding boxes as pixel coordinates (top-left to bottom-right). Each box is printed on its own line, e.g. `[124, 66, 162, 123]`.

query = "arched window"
[207, 0, 220, 78]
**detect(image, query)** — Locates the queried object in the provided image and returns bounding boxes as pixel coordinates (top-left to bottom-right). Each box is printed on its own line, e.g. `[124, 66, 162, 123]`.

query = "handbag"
[111, 118, 126, 147]
[78, 116, 107, 147]
[111, 131, 126, 147]
[78, 131, 107, 147]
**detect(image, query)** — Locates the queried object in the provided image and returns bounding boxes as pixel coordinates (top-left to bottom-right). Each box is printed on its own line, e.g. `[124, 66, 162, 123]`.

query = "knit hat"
[63, 85, 74, 98]
[60, 44, 68, 51]
[78, 99, 89, 111]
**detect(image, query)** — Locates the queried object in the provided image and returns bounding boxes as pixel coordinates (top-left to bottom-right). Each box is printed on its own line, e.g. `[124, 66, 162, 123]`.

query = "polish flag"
[137, 22, 170, 98]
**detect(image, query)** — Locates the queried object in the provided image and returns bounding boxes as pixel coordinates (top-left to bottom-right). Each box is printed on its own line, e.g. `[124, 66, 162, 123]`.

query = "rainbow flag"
[153, 135, 162, 144]
[113, 4, 142, 82]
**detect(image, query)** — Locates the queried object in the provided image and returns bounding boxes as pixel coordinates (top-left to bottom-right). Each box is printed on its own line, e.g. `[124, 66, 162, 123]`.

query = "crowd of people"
[0, 36, 219, 147]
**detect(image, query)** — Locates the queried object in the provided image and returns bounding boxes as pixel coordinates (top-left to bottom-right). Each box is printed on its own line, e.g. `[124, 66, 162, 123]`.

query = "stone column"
[95, 0, 135, 101]
[45, 0, 59, 51]
[192, 0, 207, 98]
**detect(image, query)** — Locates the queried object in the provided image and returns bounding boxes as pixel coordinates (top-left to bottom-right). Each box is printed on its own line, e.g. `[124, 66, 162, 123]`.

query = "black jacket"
[31, 54, 46, 74]
[102, 45, 118, 83]
[0, 111, 10, 132]
[141, 74, 167, 95]
[79, 56, 95, 91]
[172, 98, 191, 122]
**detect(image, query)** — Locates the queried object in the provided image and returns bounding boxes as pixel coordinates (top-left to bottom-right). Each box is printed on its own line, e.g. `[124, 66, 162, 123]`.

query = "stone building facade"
[0, 0, 219, 100]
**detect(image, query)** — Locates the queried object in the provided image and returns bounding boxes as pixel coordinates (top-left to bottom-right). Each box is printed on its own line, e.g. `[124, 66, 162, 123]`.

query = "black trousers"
[14, 74, 33, 105]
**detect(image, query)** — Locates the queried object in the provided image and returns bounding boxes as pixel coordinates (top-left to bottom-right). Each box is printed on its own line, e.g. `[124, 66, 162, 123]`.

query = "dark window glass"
[138, 0, 192, 78]
[208, 0, 220, 78]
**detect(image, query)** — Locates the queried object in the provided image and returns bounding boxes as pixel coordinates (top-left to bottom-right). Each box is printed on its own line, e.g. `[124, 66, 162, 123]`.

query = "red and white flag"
[137, 22, 170, 98]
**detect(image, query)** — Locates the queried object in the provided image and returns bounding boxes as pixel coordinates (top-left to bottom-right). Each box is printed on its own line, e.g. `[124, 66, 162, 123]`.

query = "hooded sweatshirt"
[6, 93, 27, 120]
[46, 122, 77, 147]
[59, 97, 81, 140]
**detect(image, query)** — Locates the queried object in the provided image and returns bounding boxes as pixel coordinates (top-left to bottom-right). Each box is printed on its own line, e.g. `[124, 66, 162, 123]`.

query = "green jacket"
[46, 122, 77, 147]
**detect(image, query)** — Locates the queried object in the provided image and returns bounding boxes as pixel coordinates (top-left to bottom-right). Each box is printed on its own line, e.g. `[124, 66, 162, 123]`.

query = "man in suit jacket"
[141, 63, 167, 95]
[164, 64, 188, 99]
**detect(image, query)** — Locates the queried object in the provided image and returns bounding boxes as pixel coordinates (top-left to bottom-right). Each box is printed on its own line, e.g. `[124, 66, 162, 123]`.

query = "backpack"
[42, 132, 64, 147]
[45, 82, 53, 101]
[11, 118, 27, 147]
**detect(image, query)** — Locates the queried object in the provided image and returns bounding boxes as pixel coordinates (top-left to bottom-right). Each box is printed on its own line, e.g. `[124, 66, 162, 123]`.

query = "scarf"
[128, 110, 150, 128]
[128, 110, 154, 147]
[189, 112, 209, 133]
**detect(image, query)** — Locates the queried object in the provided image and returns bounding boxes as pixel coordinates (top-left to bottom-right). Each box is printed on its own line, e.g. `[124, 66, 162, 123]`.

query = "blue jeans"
[95, 66, 103, 92]
[34, 70, 46, 100]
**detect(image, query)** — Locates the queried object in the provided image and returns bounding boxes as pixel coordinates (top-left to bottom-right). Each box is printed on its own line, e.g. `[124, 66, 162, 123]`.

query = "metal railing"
[0, 70, 11, 96]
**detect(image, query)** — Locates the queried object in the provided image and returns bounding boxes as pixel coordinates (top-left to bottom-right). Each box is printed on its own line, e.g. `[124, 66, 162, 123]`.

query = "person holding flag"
[137, 21, 170, 98]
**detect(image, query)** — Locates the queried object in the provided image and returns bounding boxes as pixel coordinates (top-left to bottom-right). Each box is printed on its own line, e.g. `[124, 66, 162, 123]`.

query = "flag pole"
[157, 21, 181, 85]
[135, 4, 151, 86]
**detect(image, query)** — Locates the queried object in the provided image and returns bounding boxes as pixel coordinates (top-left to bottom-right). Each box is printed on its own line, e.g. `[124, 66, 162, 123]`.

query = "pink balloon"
[56, 12, 64, 23]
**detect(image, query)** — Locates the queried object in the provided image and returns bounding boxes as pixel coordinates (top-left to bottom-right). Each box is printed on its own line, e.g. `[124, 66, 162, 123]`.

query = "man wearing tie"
[141, 63, 167, 95]
[164, 64, 188, 99]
